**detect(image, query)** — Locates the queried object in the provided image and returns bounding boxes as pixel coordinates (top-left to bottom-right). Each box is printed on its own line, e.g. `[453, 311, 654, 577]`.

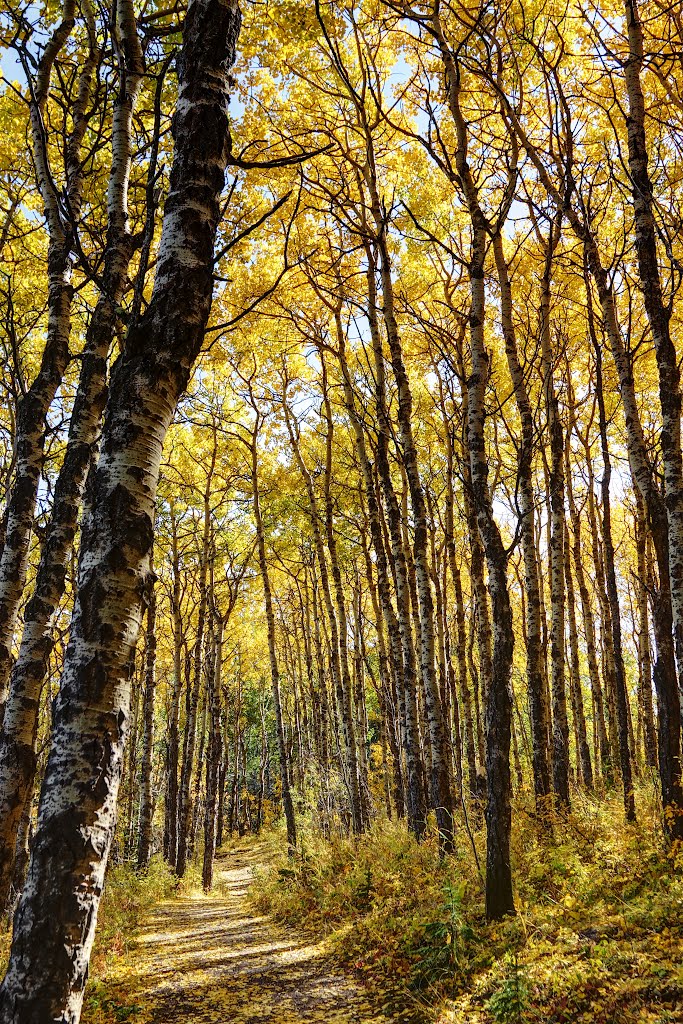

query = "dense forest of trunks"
[0, 0, 681, 1019]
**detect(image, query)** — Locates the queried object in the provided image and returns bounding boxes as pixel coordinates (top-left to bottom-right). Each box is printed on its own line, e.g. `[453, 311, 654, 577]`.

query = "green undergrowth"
[250, 787, 683, 1023]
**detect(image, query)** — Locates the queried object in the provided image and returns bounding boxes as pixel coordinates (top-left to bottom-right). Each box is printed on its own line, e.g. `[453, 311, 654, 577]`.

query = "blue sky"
[0, 45, 26, 87]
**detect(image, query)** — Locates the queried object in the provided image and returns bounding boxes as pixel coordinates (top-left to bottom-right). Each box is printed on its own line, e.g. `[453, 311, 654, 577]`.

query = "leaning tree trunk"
[283, 396, 363, 834]
[176, 466, 214, 878]
[0, 0, 143, 903]
[362, 238, 428, 833]
[371, 207, 454, 848]
[334, 313, 424, 832]
[493, 232, 551, 811]
[164, 507, 184, 865]
[0, 0, 96, 713]
[564, 520, 593, 789]
[436, 376, 477, 799]
[583, 236, 682, 834]
[432, 19, 516, 879]
[594, 341, 636, 821]
[319, 354, 368, 827]
[203, 610, 224, 890]
[468, 220, 515, 921]
[583, 436, 617, 781]
[538, 220, 570, 811]
[0, 5, 240, 1018]
[449, 266, 491, 783]
[634, 490, 658, 767]
[512, 96, 683, 839]
[566, 396, 611, 784]
[624, 0, 683, 717]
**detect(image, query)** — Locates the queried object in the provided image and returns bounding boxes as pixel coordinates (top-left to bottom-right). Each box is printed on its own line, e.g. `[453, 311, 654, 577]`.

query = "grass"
[0, 785, 680, 1024]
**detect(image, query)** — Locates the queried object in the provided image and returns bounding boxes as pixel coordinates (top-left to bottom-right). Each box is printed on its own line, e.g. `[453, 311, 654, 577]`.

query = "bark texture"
[432, 14, 514, 913]
[0, 0, 143, 904]
[493, 232, 551, 809]
[251, 421, 297, 852]
[0, 4, 240, 1018]
[137, 570, 157, 871]
[0, 0, 94, 710]
[624, 0, 683, 737]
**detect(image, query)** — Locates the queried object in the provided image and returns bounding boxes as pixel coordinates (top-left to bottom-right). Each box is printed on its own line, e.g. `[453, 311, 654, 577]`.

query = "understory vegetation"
[0, 862, 178, 1024]
[253, 791, 683, 1023]
[84, 862, 179, 1024]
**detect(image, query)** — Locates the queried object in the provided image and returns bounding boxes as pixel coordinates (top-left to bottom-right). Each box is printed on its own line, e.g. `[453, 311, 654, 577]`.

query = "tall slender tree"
[0, 4, 241, 1016]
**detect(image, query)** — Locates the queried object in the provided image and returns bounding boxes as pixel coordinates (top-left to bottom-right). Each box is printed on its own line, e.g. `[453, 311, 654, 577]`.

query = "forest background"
[0, 0, 682, 1021]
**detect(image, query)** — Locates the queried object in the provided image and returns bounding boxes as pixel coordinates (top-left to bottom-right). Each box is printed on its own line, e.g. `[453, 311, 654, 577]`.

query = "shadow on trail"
[116, 843, 424, 1023]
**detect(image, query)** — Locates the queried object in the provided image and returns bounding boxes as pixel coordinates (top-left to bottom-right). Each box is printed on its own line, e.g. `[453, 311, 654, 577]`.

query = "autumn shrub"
[93, 857, 176, 970]
[252, 787, 683, 1023]
[250, 814, 484, 1017]
[0, 857, 177, 991]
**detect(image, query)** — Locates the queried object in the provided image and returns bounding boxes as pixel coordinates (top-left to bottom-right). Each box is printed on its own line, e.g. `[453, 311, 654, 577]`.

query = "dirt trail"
[111, 844, 413, 1023]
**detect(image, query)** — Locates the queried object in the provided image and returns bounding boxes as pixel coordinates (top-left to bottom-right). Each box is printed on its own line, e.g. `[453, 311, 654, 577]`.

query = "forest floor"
[83, 840, 413, 1024]
[251, 795, 683, 1023]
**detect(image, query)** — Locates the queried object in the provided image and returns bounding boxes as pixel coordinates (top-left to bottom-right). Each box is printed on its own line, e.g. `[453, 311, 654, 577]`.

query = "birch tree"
[0, 2, 241, 1016]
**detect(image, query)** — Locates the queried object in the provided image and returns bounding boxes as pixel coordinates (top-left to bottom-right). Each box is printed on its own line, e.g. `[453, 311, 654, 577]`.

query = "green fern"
[487, 952, 531, 1024]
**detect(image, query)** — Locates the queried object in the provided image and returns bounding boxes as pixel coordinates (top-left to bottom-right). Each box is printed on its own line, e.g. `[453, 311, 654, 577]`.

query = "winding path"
[104, 844, 413, 1023]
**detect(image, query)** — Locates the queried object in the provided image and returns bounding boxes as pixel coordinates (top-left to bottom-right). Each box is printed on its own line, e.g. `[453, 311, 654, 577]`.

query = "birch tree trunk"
[0, 1, 96, 711]
[319, 355, 367, 828]
[582, 260, 680, 828]
[0, 5, 240, 1016]
[250, 422, 297, 852]
[436, 374, 477, 798]
[283, 397, 363, 834]
[369, 199, 454, 847]
[452, 556, 477, 795]
[203, 608, 224, 890]
[176, 459, 214, 878]
[464, 429, 491, 781]
[634, 490, 658, 768]
[0, 0, 143, 904]
[164, 507, 184, 865]
[430, 15, 513, 908]
[429, 492, 462, 802]
[538, 223, 570, 810]
[362, 240, 428, 833]
[564, 521, 593, 789]
[492, 232, 551, 810]
[188, 690, 208, 858]
[467, 221, 515, 920]
[309, 566, 330, 770]
[505, 101, 683, 837]
[359, 476, 405, 817]
[582, 437, 616, 781]
[334, 317, 422, 831]
[624, 0, 683, 719]
[594, 342, 636, 821]
[566, 395, 610, 784]
[447, 212, 491, 786]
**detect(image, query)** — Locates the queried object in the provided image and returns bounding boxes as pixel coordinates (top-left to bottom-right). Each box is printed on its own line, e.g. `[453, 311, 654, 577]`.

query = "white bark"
[0, 3, 240, 1016]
